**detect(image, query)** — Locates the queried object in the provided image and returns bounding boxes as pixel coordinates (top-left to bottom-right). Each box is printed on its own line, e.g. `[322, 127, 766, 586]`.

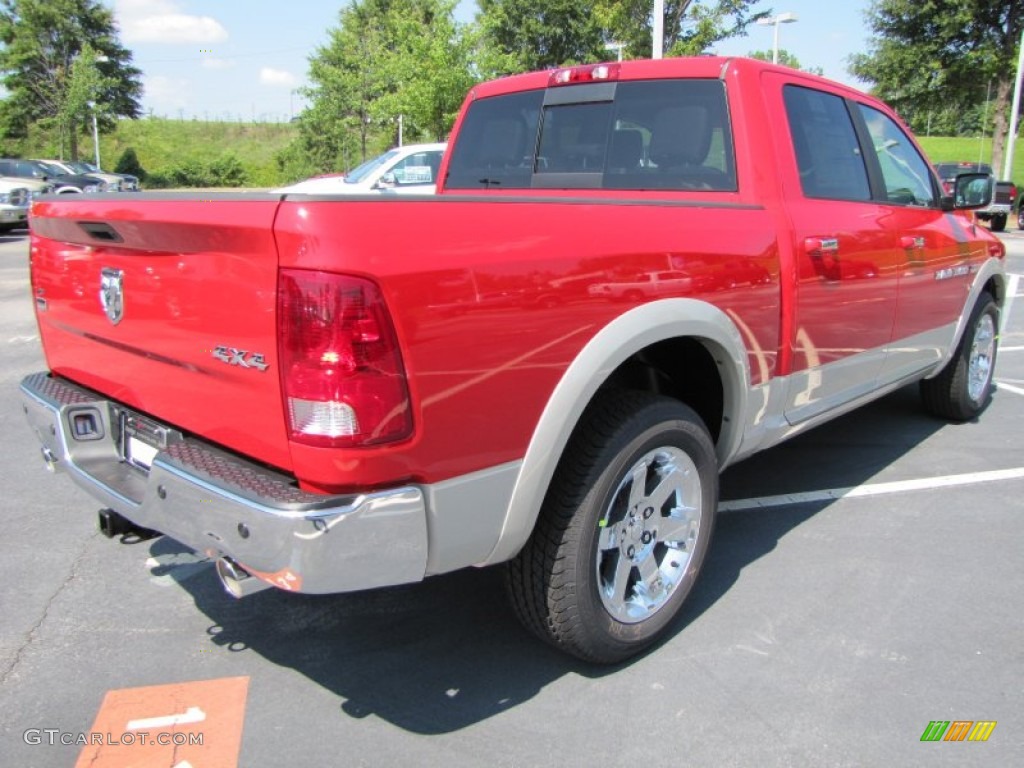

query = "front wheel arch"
[920, 293, 999, 421]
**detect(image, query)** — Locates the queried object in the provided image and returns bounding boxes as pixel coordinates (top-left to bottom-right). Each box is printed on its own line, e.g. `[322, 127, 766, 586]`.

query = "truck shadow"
[164, 383, 952, 734]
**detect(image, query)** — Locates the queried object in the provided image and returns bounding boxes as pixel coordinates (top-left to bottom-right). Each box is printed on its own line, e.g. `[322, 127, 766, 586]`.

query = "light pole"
[756, 12, 798, 65]
[1003, 25, 1024, 181]
[89, 54, 109, 169]
[653, 0, 664, 59]
[87, 102, 101, 168]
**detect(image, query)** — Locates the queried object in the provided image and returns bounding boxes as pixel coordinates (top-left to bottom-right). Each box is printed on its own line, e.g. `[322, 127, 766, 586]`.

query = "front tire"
[920, 294, 999, 421]
[505, 391, 718, 664]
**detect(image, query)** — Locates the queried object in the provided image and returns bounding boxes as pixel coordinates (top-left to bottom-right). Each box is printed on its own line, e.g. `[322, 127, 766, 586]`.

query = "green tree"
[304, 0, 389, 165]
[58, 43, 105, 160]
[300, 0, 474, 172]
[0, 0, 142, 160]
[114, 146, 146, 181]
[850, 0, 1024, 174]
[377, 1, 477, 141]
[596, 0, 768, 60]
[747, 49, 825, 76]
[479, 0, 605, 71]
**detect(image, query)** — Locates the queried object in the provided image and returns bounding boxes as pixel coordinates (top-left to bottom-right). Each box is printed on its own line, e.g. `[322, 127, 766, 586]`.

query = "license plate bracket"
[118, 409, 177, 471]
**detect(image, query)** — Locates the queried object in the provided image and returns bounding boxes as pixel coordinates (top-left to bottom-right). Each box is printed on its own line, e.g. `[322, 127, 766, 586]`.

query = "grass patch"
[16, 117, 299, 187]
[918, 136, 1024, 182]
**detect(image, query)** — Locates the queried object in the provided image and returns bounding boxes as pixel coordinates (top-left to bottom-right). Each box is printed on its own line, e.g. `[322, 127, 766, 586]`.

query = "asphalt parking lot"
[1, 224, 1021, 767]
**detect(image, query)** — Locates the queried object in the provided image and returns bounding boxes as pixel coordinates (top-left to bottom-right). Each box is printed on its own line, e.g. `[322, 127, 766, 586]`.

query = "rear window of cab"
[445, 79, 736, 192]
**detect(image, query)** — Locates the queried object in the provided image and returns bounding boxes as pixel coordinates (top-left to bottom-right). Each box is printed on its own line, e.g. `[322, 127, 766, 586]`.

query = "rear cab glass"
[445, 79, 736, 192]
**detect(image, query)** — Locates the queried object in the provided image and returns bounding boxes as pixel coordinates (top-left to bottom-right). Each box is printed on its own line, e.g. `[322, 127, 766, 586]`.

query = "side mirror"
[941, 172, 993, 211]
[375, 172, 397, 189]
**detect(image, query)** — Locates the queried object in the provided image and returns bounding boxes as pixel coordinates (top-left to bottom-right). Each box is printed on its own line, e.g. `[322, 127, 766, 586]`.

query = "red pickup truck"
[21, 57, 1005, 663]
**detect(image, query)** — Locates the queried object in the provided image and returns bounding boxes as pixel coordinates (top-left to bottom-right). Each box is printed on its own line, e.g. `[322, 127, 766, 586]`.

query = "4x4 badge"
[212, 345, 269, 372]
[99, 267, 124, 325]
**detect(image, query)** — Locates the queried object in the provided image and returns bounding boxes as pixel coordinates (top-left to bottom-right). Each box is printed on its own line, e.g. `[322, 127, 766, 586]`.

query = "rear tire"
[990, 213, 1007, 232]
[505, 391, 718, 664]
[920, 294, 999, 421]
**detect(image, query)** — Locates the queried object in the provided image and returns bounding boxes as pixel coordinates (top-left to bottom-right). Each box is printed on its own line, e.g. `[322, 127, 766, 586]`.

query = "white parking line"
[720, 467, 1024, 512]
[996, 380, 1024, 397]
[1002, 273, 1020, 333]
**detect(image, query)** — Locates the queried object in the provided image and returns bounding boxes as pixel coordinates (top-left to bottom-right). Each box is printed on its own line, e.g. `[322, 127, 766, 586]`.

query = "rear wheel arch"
[479, 299, 750, 567]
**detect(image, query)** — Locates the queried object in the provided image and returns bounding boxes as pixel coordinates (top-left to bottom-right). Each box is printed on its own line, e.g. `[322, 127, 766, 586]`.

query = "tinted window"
[858, 104, 936, 206]
[446, 90, 543, 189]
[536, 101, 612, 174]
[783, 85, 871, 201]
[446, 79, 736, 191]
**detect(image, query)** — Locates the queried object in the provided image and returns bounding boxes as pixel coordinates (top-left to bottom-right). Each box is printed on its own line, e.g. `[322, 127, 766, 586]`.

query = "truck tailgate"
[29, 195, 292, 471]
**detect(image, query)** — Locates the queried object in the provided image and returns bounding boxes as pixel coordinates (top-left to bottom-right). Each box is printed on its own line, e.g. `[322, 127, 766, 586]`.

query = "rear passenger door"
[768, 78, 902, 425]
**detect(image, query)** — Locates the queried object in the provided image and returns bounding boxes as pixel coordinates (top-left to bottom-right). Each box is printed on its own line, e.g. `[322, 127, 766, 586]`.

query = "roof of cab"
[468, 56, 772, 100]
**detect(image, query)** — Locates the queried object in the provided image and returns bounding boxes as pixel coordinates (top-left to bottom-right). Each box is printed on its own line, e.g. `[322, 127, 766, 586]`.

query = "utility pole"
[653, 0, 664, 59]
[1003, 26, 1024, 181]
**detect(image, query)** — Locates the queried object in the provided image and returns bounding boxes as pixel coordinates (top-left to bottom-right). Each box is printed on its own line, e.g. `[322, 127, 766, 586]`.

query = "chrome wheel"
[967, 312, 996, 404]
[921, 295, 999, 421]
[595, 446, 702, 623]
[506, 392, 717, 663]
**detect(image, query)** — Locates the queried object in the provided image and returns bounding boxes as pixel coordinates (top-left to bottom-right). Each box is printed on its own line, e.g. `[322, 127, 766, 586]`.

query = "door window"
[783, 85, 871, 201]
[857, 104, 936, 207]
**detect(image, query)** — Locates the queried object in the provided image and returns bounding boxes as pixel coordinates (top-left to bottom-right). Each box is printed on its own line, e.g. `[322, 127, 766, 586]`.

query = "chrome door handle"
[805, 237, 839, 256]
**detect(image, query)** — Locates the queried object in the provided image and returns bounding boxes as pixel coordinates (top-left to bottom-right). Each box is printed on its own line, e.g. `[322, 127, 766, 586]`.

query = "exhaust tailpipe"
[215, 557, 273, 598]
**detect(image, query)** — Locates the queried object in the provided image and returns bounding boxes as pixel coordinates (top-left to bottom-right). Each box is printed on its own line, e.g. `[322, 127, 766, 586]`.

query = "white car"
[0, 178, 30, 232]
[277, 143, 446, 194]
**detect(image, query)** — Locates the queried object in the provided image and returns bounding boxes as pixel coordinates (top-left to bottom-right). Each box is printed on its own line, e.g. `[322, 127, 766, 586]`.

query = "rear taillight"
[278, 269, 411, 448]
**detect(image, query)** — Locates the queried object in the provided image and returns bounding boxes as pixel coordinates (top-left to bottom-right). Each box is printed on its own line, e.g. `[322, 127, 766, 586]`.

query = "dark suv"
[0, 159, 107, 194]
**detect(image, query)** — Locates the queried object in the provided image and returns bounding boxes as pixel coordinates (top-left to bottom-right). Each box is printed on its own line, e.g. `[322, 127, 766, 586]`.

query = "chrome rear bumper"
[20, 372, 428, 595]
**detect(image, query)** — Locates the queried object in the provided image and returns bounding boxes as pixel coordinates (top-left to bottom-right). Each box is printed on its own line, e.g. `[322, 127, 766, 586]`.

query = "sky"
[104, 0, 873, 122]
